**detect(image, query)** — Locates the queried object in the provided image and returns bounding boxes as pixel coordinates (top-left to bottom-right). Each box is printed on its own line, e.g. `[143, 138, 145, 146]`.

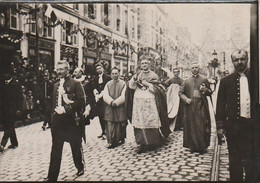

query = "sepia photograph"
[0, 0, 259, 182]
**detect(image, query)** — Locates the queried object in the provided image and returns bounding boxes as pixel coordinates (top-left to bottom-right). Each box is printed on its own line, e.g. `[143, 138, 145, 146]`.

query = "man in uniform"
[216, 49, 255, 182]
[41, 70, 53, 130]
[45, 60, 85, 181]
[0, 68, 23, 152]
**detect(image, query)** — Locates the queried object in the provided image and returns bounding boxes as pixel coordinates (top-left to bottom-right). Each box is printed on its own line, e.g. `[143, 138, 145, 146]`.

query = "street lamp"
[209, 50, 219, 78]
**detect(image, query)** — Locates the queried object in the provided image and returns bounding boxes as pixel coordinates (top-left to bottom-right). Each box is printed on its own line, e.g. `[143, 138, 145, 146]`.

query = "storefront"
[83, 47, 112, 76]
[60, 44, 78, 74]
[100, 51, 112, 74]
[114, 55, 128, 75]
[27, 34, 55, 72]
[0, 27, 22, 70]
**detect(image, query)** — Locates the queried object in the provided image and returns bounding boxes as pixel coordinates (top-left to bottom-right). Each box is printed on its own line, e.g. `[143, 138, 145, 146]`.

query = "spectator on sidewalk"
[20, 85, 29, 121]
[0, 67, 23, 152]
[30, 77, 41, 118]
[92, 62, 111, 140]
[40, 70, 53, 130]
[127, 58, 171, 154]
[216, 49, 256, 182]
[26, 90, 34, 120]
[45, 60, 86, 181]
[179, 62, 212, 154]
[103, 67, 127, 149]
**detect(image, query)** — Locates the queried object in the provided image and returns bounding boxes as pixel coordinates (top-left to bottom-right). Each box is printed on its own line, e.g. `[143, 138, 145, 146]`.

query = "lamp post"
[210, 50, 219, 78]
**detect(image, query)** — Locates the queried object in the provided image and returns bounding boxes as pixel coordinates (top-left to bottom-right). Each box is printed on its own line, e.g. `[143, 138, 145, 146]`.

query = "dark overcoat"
[0, 78, 23, 124]
[52, 77, 86, 141]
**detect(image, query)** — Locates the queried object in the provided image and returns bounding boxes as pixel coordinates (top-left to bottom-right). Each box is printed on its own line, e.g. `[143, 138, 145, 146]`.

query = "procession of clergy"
[90, 57, 212, 154]
[2, 48, 252, 181]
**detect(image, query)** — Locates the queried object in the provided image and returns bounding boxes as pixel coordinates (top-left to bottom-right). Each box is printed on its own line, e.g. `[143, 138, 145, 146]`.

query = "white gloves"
[55, 106, 66, 114]
[83, 105, 91, 117]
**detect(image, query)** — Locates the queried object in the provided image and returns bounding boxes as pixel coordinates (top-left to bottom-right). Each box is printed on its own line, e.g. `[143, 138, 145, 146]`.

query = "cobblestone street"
[0, 117, 229, 181]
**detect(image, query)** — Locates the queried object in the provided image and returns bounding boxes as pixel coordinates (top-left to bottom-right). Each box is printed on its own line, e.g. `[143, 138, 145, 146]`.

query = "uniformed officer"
[41, 70, 53, 130]
[216, 49, 255, 182]
[45, 60, 85, 181]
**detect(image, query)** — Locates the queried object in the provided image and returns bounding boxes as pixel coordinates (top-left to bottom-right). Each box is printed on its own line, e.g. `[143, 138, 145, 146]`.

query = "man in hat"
[0, 68, 23, 152]
[216, 49, 255, 182]
[92, 62, 111, 139]
[179, 62, 212, 154]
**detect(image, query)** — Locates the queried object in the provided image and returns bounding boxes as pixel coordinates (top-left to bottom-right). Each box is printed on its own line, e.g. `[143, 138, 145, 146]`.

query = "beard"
[235, 64, 247, 73]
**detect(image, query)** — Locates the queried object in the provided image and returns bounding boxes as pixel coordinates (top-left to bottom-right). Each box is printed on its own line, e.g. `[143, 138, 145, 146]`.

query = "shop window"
[88, 3, 96, 19]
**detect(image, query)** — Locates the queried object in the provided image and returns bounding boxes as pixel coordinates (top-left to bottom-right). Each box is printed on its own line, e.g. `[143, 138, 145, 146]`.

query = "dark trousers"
[47, 128, 84, 180]
[1, 118, 18, 147]
[99, 117, 106, 135]
[226, 118, 255, 182]
[96, 100, 106, 135]
[42, 100, 52, 127]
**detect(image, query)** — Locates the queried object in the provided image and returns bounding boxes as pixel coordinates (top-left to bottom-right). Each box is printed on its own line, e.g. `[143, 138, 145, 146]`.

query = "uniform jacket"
[52, 77, 86, 136]
[40, 80, 54, 101]
[40, 80, 54, 111]
[0, 78, 23, 122]
[216, 69, 254, 129]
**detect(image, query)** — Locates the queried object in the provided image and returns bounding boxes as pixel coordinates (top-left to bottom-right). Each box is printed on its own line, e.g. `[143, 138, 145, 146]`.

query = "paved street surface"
[0, 117, 229, 181]
[218, 140, 230, 181]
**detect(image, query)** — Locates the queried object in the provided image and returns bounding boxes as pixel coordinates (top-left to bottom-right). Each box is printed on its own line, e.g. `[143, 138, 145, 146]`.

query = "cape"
[125, 80, 171, 138]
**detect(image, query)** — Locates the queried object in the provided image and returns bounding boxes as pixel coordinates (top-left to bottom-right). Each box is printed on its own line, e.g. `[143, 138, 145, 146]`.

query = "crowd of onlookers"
[3, 58, 57, 125]
[3, 56, 136, 127]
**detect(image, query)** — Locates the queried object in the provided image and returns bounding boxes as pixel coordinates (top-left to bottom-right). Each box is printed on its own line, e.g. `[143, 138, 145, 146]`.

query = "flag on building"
[45, 4, 57, 23]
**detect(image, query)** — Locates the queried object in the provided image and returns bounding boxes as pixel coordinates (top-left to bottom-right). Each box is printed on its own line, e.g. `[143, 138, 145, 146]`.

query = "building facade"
[0, 3, 138, 76]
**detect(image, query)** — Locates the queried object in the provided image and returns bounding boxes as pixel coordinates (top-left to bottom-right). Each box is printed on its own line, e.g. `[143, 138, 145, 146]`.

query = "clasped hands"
[110, 101, 117, 107]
